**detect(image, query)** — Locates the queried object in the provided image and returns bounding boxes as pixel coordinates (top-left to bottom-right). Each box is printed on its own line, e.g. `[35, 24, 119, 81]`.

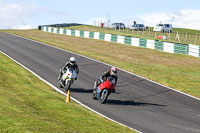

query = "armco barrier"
[67, 29, 71, 36]
[124, 36, 131, 45]
[174, 43, 188, 55]
[131, 38, 140, 47]
[71, 30, 75, 36]
[80, 30, 84, 37]
[155, 40, 164, 51]
[75, 30, 80, 37]
[163, 42, 174, 53]
[94, 32, 100, 39]
[99, 33, 105, 40]
[89, 32, 94, 39]
[111, 34, 117, 42]
[105, 34, 111, 42]
[63, 29, 67, 35]
[84, 31, 90, 38]
[189, 44, 200, 58]
[117, 35, 125, 44]
[139, 38, 147, 48]
[146, 40, 155, 49]
[40, 26, 200, 58]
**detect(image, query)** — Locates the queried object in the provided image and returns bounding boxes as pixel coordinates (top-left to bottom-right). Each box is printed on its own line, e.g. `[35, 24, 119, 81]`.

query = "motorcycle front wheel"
[100, 89, 109, 104]
[65, 80, 71, 92]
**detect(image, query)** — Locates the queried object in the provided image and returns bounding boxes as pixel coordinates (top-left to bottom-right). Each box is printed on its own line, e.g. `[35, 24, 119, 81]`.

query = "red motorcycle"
[92, 76, 116, 104]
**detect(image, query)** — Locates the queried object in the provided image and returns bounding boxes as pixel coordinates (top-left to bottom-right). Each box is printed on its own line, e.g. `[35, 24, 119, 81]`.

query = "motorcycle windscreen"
[66, 68, 77, 79]
[99, 76, 115, 90]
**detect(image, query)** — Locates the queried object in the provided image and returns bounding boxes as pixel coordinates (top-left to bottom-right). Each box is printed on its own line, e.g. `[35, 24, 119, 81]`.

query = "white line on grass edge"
[0, 51, 142, 133]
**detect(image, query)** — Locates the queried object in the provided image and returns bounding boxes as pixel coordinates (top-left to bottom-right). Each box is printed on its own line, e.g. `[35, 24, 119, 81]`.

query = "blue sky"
[1, 0, 200, 29]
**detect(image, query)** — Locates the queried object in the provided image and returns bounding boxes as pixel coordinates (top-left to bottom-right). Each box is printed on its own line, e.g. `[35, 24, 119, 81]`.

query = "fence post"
[185, 32, 187, 43]
[142, 29, 144, 36]
[199, 33, 200, 45]
[188, 33, 190, 44]
[168, 30, 171, 40]
[195, 33, 197, 45]
[175, 31, 180, 43]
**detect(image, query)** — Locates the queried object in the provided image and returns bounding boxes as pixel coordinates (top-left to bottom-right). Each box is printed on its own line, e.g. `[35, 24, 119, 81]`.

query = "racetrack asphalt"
[0, 32, 200, 133]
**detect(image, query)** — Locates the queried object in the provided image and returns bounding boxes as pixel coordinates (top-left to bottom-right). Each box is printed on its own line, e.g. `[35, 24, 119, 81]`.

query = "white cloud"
[136, 9, 200, 30]
[0, 0, 37, 29]
[12, 24, 33, 30]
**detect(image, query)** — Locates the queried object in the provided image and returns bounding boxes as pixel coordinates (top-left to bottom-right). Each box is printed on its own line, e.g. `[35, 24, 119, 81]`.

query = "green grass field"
[0, 53, 137, 133]
[2, 29, 200, 99]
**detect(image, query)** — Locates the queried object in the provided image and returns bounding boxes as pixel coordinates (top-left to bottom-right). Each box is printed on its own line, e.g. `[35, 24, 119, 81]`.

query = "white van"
[153, 24, 172, 33]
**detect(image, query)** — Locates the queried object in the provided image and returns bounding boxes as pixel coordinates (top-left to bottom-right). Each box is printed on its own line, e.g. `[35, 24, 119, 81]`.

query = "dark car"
[130, 24, 145, 31]
[112, 23, 125, 29]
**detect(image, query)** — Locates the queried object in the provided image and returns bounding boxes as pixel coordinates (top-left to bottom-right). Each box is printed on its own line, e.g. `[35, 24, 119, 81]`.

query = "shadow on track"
[70, 88, 122, 94]
[70, 88, 93, 93]
[107, 99, 167, 106]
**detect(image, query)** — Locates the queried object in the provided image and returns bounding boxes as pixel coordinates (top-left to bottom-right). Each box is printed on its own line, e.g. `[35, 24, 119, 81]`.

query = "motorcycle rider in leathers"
[57, 57, 79, 80]
[95, 66, 118, 92]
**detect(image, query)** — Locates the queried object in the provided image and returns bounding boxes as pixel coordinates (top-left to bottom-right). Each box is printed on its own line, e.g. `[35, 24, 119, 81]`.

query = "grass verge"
[0, 53, 137, 133]
[1, 29, 200, 99]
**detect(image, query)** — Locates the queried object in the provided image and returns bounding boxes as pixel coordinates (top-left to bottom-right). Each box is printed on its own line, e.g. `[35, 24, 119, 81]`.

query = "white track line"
[0, 51, 142, 133]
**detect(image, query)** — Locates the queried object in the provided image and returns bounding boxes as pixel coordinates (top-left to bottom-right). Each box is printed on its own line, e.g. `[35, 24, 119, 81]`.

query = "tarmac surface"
[0, 32, 200, 133]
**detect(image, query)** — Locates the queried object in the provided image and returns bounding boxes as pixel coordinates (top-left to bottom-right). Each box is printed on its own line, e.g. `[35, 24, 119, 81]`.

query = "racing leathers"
[95, 70, 118, 92]
[58, 61, 79, 80]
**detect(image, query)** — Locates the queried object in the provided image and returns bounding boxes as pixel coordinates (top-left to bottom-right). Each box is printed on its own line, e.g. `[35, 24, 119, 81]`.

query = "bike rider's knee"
[61, 69, 66, 74]
[97, 79, 102, 86]
[60, 69, 63, 74]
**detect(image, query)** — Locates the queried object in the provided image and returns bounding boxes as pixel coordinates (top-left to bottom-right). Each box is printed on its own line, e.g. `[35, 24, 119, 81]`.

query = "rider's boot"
[57, 69, 63, 80]
[57, 74, 61, 80]
[94, 81, 97, 90]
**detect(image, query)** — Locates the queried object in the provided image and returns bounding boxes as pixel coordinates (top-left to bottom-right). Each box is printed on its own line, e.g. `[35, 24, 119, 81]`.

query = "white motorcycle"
[59, 68, 77, 91]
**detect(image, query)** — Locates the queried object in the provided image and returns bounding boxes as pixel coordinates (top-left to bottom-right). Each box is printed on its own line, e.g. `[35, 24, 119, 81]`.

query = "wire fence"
[93, 24, 200, 45]
[111, 28, 200, 45]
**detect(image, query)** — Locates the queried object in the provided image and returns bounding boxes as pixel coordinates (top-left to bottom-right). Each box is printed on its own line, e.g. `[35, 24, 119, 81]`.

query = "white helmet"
[110, 66, 117, 76]
[69, 57, 76, 65]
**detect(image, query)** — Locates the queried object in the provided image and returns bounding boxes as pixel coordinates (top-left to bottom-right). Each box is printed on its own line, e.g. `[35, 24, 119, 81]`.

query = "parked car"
[130, 24, 145, 31]
[112, 23, 125, 29]
[153, 24, 172, 33]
